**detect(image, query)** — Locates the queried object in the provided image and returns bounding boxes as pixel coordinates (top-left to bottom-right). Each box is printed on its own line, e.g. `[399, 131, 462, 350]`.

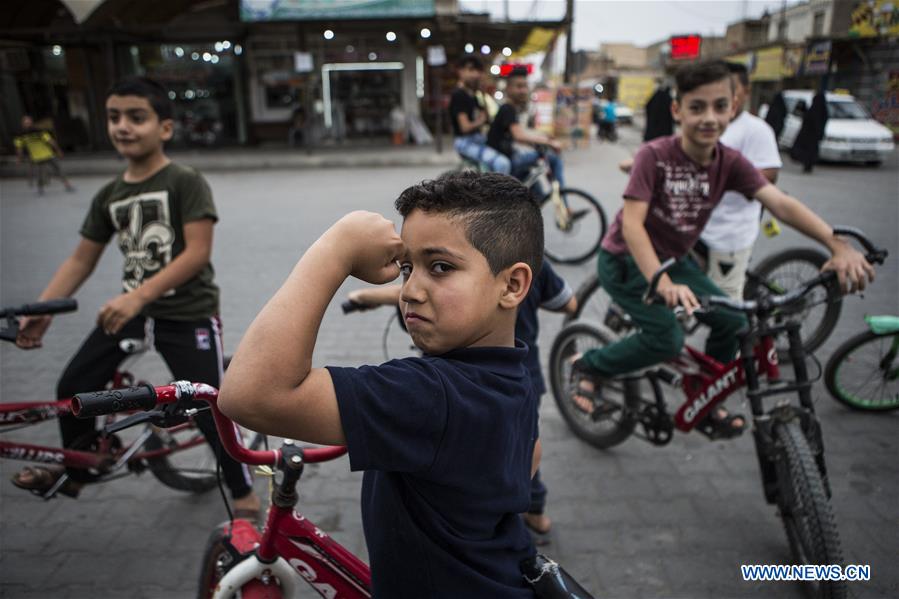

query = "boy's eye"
[399, 263, 412, 278]
[431, 262, 453, 274]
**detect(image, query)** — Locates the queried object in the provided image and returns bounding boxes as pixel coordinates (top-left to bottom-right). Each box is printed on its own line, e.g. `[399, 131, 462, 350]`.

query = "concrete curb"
[0, 150, 459, 178]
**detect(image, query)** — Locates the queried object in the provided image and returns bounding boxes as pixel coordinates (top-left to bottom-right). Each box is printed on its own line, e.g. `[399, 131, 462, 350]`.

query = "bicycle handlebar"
[0, 298, 78, 318]
[832, 226, 888, 265]
[341, 299, 374, 314]
[644, 227, 887, 313]
[71, 382, 347, 467]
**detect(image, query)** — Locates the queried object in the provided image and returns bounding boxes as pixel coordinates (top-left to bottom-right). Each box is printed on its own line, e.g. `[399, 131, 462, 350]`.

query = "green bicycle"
[824, 315, 899, 412]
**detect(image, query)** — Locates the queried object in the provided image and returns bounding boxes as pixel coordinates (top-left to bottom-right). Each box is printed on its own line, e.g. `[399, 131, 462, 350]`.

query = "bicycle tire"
[196, 524, 280, 599]
[541, 188, 607, 265]
[824, 329, 899, 412]
[549, 322, 642, 449]
[145, 428, 218, 494]
[773, 419, 846, 599]
[745, 248, 842, 360]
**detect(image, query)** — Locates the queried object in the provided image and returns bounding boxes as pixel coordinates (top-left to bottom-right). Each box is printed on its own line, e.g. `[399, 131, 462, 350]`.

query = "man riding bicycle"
[486, 66, 566, 186]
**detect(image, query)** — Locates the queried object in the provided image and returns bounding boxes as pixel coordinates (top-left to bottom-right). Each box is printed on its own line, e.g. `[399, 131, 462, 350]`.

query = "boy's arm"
[510, 123, 561, 152]
[457, 111, 487, 135]
[754, 185, 875, 291]
[348, 284, 402, 307]
[96, 219, 216, 335]
[16, 238, 106, 349]
[531, 438, 542, 479]
[219, 211, 404, 445]
[621, 200, 700, 311]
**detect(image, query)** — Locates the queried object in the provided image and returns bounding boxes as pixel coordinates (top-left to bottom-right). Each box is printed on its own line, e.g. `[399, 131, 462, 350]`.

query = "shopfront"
[121, 41, 245, 147]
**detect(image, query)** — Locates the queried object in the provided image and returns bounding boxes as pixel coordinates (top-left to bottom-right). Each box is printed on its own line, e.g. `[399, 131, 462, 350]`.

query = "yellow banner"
[618, 75, 656, 111]
[849, 0, 899, 38]
[512, 27, 560, 58]
[751, 47, 784, 82]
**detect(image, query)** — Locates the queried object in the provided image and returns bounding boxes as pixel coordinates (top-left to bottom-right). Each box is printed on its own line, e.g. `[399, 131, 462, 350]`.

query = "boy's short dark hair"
[395, 172, 543, 277]
[457, 56, 484, 71]
[726, 61, 750, 88]
[107, 76, 174, 121]
[674, 60, 733, 100]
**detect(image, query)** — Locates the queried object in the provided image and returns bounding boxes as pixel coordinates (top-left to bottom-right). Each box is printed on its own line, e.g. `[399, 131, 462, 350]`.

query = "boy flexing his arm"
[573, 61, 872, 439]
[221, 173, 542, 597]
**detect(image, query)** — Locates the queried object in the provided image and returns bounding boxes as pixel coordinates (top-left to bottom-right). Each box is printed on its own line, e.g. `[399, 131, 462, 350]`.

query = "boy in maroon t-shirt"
[573, 60, 873, 439]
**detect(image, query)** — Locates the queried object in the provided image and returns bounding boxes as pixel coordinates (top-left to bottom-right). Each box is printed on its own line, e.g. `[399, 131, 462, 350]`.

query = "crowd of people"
[9, 55, 876, 598]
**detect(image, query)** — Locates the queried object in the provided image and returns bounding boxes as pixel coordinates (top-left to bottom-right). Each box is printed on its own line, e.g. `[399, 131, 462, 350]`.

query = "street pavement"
[1, 126, 897, 598]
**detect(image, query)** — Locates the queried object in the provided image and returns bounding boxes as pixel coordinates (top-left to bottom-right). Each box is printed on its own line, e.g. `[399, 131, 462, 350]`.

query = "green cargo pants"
[582, 250, 748, 376]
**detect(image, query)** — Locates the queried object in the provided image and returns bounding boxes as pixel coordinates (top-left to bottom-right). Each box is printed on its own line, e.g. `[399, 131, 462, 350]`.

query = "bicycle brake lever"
[104, 411, 158, 434]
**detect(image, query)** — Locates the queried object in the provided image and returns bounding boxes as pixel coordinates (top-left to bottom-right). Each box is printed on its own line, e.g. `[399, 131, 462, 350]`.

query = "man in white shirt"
[700, 62, 782, 298]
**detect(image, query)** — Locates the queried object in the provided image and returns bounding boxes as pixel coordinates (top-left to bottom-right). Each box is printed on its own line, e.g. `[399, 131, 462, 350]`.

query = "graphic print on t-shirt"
[108, 191, 175, 294]
[656, 162, 713, 236]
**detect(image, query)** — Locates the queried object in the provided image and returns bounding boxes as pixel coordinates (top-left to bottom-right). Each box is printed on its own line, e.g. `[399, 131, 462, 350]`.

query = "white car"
[776, 90, 895, 165]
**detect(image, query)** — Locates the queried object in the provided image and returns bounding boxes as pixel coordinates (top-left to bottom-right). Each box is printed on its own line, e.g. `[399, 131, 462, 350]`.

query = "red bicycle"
[548, 227, 886, 599]
[0, 299, 258, 499]
[71, 381, 593, 599]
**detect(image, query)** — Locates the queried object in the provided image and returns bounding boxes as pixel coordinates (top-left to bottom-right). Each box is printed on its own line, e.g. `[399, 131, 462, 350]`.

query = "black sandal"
[696, 407, 747, 440]
[569, 359, 616, 420]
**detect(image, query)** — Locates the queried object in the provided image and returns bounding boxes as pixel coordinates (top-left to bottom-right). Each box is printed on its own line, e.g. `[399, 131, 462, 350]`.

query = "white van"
[771, 90, 895, 165]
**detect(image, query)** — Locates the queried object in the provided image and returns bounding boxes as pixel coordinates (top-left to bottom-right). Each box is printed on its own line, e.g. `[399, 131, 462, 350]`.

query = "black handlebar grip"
[341, 300, 360, 314]
[19, 298, 78, 316]
[72, 384, 157, 418]
[643, 257, 677, 304]
[0, 298, 78, 318]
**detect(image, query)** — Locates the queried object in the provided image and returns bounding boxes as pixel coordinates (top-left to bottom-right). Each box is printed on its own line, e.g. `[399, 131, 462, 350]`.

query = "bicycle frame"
[73, 383, 370, 599]
[213, 498, 371, 598]
[667, 333, 780, 432]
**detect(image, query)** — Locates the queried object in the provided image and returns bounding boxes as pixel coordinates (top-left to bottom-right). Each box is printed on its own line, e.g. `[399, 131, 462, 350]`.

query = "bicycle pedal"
[255, 465, 275, 477]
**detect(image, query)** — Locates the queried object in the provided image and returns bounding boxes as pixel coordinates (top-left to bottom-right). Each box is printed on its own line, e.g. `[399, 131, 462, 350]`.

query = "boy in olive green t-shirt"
[12, 77, 259, 516]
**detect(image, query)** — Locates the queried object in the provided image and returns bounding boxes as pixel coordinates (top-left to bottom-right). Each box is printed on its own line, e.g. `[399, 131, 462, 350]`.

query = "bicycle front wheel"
[549, 322, 645, 449]
[144, 425, 218, 494]
[824, 330, 899, 411]
[541, 188, 607, 265]
[773, 419, 846, 599]
[745, 248, 842, 360]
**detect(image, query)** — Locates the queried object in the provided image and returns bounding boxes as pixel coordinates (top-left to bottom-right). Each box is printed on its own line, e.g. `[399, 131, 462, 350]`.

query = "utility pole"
[564, 0, 574, 83]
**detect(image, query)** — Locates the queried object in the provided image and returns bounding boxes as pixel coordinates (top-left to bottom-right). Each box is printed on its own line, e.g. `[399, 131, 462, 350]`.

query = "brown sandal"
[11, 465, 81, 498]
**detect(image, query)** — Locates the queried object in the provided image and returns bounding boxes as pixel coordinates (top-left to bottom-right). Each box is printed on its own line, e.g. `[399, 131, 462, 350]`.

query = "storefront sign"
[751, 47, 784, 82]
[670, 35, 701, 60]
[804, 40, 831, 75]
[427, 45, 446, 67]
[499, 63, 533, 77]
[294, 52, 313, 73]
[240, 0, 435, 21]
[849, 0, 899, 38]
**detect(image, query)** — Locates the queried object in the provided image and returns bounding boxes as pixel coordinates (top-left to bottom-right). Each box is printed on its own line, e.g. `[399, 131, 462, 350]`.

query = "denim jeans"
[511, 149, 565, 187]
[452, 133, 511, 174]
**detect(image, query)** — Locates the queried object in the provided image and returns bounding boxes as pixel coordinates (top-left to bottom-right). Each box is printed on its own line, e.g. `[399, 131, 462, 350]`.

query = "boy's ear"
[498, 262, 532, 310]
[159, 118, 175, 141]
[670, 99, 681, 124]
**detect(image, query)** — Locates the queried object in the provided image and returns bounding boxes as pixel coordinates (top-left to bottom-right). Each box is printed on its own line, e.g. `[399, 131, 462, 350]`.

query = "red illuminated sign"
[670, 35, 701, 60]
[499, 63, 534, 77]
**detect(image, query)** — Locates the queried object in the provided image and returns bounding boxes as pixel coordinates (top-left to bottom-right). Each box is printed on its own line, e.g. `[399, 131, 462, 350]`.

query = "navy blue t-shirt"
[327, 342, 538, 598]
[515, 262, 573, 396]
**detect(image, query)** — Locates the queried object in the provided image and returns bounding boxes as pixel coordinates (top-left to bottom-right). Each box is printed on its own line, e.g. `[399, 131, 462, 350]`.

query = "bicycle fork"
[744, 323, 830, 505]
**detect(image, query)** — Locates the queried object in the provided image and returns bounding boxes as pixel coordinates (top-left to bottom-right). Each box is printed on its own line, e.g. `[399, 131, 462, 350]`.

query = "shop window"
[813, 12, 825, 36]
[129, 43, 240, 147]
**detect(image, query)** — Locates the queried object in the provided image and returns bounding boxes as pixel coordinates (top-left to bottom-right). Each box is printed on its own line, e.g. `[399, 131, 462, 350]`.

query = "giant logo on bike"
[107, 192, 176, 295]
